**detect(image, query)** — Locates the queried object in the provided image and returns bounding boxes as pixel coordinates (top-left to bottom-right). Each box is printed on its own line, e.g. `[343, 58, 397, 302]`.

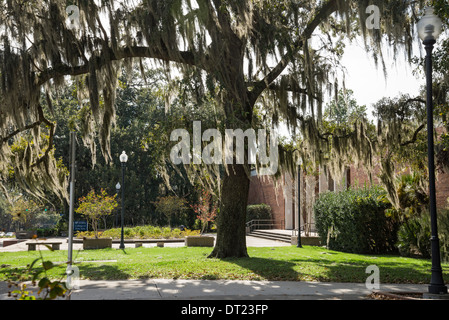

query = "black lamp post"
[417, 7, 448, 296]
[115, 182, 121, 228]
[119, 151, 128, 250]
[297, 158, 303, 248]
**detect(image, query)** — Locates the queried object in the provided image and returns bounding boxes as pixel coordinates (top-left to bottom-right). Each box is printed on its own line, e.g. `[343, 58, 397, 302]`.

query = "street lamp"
[119, 151, 128, 250]
[115, 182, 121, 228]
[417, 7, 448, 296]
[297, 157, 303, 248]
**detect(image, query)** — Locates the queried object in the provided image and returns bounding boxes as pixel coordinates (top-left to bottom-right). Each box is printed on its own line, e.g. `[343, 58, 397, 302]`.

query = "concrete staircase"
[248, 230, 292, 243]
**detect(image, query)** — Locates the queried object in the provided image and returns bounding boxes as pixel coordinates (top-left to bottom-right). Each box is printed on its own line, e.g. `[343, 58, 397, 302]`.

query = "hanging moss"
[0, 0, 429, 203]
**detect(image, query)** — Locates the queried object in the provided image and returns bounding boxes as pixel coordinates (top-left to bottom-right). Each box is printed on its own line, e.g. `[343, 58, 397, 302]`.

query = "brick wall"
[350, 163, 449, 209]
[436, 171, 449, 209]
[247, 175, 285, 228]
[248, 161, 449, 231]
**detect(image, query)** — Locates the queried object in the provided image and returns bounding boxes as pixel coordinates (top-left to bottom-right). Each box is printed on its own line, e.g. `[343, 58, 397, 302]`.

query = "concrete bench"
[26, 241, 62, 251]
[133, 239, 184, 248]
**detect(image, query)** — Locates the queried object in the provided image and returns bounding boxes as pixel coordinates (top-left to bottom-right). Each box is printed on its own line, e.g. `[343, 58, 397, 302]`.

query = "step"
[249, 230, 292, 243]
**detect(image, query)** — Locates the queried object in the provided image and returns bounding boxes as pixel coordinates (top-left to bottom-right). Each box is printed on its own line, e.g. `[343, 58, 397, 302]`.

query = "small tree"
[153, 196, 188, 227]
[191, 189, 218, 235]
[8, 198, 40, 231]
[75, 189, 117, 239]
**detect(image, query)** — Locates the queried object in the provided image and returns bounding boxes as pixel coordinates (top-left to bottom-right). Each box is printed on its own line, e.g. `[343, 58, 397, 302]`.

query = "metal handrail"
[246, 219, 285, 233]
[292, 223, 317, 237]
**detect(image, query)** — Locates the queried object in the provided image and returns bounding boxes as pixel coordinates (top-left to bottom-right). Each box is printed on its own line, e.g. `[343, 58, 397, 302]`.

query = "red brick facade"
[247, 175, 285, 228]
[248, 165, 449, 230]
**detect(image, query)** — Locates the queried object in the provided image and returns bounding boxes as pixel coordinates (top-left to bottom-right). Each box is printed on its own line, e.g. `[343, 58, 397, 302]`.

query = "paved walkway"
[0, 278, 429, 300]
[0, 235, 290, 252]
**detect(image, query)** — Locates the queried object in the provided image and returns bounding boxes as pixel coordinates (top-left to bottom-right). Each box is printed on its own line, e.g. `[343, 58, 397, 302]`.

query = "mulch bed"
[369, 291, 425, 300]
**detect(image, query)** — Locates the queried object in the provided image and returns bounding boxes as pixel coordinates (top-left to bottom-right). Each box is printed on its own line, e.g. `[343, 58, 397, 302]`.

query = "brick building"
[247, 164, 449, 232]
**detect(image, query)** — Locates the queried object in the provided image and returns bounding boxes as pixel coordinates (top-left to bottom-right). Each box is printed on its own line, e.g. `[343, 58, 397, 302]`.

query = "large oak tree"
[0, 0, 429, 257]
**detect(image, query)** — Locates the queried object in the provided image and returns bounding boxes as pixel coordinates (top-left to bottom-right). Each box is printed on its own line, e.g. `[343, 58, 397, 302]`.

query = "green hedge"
[246, 204, 272, 222]
[314, 186, 399, 254]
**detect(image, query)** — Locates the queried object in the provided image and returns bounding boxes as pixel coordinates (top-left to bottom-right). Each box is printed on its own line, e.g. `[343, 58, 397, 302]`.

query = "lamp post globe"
[417, 7, 447, 296]
[120, 151, 128, 163]
[417, 7, 443, 43]
[119, 151, 127, 250]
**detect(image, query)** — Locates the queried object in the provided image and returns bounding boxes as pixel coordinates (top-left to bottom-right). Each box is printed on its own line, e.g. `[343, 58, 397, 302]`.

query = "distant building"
[248, 164, 449, 232]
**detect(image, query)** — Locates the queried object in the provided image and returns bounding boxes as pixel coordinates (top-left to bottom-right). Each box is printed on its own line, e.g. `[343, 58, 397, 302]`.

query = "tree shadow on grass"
[218, 249, 449, 284]
[220, 256, 302, 281]
[76, 262, 133, 280]
[288, 254, 449, 283]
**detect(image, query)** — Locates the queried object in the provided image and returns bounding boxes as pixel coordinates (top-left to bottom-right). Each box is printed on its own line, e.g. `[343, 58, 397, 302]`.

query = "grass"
[1, 245, 448, 284]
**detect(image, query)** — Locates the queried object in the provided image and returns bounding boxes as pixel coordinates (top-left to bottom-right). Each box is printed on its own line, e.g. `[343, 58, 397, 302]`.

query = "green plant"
[382, 173, 429, 223]
[246, 204, 272, 222]
[77, 225, 200, 239]
[191, 189, 218, 234]
[6, 240, 67, 300]
[75, 189, 118, 239]
[314, 186, 398, 254]
[396, 213, 431, 258]
[397, 208, 449, 262]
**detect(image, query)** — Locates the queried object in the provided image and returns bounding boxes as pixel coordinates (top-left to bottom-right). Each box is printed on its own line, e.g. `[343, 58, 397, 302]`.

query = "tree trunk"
[208, 163, 250, 258]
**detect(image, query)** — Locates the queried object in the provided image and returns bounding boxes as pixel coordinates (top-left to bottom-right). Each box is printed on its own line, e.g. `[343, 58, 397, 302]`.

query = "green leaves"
[314, 186, 398, 254]
[76, 189, 118, 238]
[6, 255, 67, 300]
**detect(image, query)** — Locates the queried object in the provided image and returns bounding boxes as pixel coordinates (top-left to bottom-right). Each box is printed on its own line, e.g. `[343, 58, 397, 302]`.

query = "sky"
[277, 35, 427, 139]
[340, 38, 424, 119]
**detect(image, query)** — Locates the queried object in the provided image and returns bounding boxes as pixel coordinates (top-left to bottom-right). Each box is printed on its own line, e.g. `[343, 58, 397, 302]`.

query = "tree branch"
[37, 45, 198, 86]
[1, 121, 42, 143]
[31, 104, 56, 168]
[400, 123, 425, 147]
[249, 0, 339, 103]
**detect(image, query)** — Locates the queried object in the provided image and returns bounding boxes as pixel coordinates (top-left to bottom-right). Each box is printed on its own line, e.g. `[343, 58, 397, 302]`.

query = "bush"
[77, 225, 200, 239]
[396, 209, 449, 262]
[246, 204, 272, 222]
[314, 186, 399, 254]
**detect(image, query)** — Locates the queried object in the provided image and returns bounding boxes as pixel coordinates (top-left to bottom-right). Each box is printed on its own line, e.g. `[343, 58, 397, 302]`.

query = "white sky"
[340, 38, 424, 119]
[277, 35, 428, 139]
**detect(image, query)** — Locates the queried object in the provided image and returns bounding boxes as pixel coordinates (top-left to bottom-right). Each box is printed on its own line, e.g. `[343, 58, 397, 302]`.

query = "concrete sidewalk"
[0, 235, 291, 252]
[0, 279, 428, 300]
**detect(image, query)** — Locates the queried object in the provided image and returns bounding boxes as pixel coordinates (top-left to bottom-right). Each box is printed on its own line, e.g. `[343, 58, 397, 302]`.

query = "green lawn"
[1, 245, 448, 284]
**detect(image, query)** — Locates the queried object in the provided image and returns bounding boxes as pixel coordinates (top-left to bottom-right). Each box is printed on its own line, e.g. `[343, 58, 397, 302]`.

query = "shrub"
[246, 204, 272, 222]
[77, 225, 200, 239]
[314, 186, 398, 254]
[396, 209, 449, 262]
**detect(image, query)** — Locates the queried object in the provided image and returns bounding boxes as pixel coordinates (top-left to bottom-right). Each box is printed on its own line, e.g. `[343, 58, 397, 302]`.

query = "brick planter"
[16, 231, 37, 239]
[83, 237, 113, 250]
[185, 236, 215, 247]
[291, 236, 321, 246]
[2, 239, 19, 247]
